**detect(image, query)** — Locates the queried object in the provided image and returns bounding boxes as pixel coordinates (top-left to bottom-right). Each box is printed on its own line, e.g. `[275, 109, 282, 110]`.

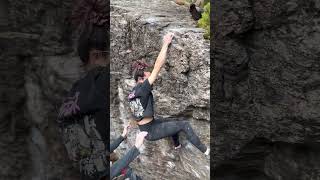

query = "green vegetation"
[197, 2, 210, 39]
[203, 0, 210, 7]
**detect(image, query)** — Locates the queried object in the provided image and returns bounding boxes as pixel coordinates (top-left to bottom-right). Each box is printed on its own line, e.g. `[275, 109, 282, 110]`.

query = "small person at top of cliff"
[189, 3, 203, 20]
[174, 0, 204, 20]
[128, 33, 210, 156]
[57, 0, 109, 179]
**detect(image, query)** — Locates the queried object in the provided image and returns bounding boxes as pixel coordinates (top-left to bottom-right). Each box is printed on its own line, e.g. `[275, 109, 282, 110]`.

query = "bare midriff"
[137, 116, 153, 125]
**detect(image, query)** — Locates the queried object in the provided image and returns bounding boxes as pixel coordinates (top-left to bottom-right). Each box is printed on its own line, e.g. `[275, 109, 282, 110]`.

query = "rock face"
[213, 0, 320, 179]
[110, 0, 210, 179]
[0, 0, 82, 179]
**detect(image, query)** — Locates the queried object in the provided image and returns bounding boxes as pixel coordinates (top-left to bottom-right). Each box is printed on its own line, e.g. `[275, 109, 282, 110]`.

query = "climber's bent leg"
[152, 117, 181, 147]
[139, 118, 207, 153]
[172, 133, 181, 148]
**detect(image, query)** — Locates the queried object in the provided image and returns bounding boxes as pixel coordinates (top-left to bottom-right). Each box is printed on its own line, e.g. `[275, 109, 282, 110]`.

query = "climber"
[128, 32, 210, 156]
[110, 126, 147, 180]
[57, 0, 109, 179]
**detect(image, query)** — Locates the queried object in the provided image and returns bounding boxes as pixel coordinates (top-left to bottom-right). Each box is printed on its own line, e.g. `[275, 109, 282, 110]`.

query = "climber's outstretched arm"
[148, 32, 174, 85]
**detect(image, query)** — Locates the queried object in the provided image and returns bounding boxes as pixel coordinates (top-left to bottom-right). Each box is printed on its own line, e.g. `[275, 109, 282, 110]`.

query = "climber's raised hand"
[148, 33, 173, 85]
[163, 32, 174, 46]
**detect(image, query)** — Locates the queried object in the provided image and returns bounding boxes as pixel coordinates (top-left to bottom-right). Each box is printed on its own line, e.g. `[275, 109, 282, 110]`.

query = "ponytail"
[131, 60, 151, 82]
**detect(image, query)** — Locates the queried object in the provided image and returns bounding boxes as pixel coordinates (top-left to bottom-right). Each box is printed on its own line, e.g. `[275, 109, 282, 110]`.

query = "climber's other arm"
[110, 125, 130, 152]
[148, 32, 174, 85]
[110, 136, 125, 153]
[110, 131, 148, 179]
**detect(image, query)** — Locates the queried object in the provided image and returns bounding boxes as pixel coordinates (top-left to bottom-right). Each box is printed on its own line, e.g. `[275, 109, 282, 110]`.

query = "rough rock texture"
[213, 0, 320, 179]
[111, 0, 210, 179]
[24, 56, 83, 180]
[0, 0, 82, 179]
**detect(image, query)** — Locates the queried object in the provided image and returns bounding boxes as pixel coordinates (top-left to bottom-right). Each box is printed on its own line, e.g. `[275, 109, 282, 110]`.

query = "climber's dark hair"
[77, 25, 108, 64]
[131, 60, 153, 82]
[71, 0, 109, 65]
[133, 69, 144, 82]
